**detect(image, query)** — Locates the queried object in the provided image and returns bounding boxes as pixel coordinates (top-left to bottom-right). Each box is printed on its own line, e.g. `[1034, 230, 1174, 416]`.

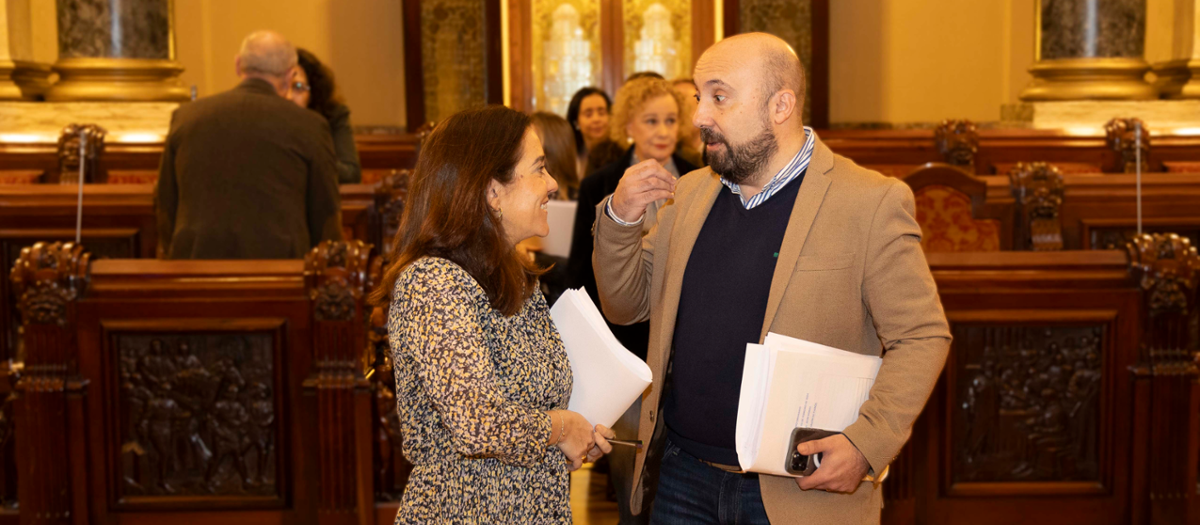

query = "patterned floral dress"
[388, 256, 574, 524]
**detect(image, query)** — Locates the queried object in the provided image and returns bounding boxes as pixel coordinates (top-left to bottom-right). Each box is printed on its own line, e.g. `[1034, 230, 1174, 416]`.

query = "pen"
[606, 439, 643, 449]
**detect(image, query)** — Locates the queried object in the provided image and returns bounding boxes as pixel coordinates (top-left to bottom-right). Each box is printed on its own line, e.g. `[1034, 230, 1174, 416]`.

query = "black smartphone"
[785, 428, 839, 476]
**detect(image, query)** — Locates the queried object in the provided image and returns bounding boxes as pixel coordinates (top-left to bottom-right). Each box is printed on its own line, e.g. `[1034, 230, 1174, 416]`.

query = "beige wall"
[825, 0, 1175, 125]
[174, 0, 407, 127]
[827, 0, 1035, 124]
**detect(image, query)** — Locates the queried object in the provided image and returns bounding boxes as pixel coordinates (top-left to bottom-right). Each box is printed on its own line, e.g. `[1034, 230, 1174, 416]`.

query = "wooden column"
[304, 241, 374, 525]
[1126, 233, 1200, 525]
[10, 242, 91, 525]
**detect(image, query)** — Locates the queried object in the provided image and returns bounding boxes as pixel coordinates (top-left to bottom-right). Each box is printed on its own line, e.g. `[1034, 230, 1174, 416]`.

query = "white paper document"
[550, 288, 653, 428]
[735, 333, 882, 476]
[540, 200, 577, 258]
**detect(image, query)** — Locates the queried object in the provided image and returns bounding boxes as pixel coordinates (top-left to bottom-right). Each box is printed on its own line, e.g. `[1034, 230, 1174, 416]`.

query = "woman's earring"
[496, 207, 503, 220]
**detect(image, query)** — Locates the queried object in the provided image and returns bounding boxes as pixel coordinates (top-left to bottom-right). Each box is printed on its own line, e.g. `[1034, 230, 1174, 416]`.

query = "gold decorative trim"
[1153, 59, 1200, 100]
[0, 61, 24, 101]
[46, 58, 189, 102]
[1021, 57, 1157, 101]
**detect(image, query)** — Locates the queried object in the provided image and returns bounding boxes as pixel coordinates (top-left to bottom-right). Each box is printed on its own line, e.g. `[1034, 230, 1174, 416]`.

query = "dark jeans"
[650, 440, 770, 525]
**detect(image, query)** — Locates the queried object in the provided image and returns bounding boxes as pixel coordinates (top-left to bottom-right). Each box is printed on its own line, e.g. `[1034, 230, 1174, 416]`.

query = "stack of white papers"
[550, 288, 653, 428]
[735, 333, 882, 476]
[540, 200, 577, 258]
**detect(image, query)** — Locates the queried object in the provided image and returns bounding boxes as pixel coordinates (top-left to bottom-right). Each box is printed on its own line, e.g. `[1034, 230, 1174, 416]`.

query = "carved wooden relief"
[1009, 162, 1064, 251]
[1104, 117, 1150, 174]
[10, 242, 90, 328]
[1090, 228, 1200, 252]
[1126, 233, 1200, 515]
[114, 333, 278, 500]
[2, 234, 135, 362]
[305, 240, 376, 513]
[0, 385, 15, 512]
[373, 170, 410, 253]
[57, 123, 107, 184]
[367, 293, 413, 502]
[935, 120, 979, 169]
[952, 324, 1104, 484]
[1127, 234, 1200, 319]
[10, 241, 90, 522]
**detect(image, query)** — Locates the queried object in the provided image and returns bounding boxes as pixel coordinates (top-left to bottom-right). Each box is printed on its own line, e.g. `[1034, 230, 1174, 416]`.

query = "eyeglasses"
[291, 82, 310, 93]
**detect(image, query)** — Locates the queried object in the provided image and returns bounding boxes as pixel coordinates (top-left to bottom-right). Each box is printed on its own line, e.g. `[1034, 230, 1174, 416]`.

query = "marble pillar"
[0, 0, 53, 99]
[45, 0, 187, 101]
[1021, 0, 1157, 101]
[1153, 0, 1200, 98]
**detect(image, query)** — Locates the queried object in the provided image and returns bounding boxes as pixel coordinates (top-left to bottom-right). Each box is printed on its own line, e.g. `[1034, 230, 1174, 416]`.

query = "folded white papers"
[540, 200, 577, 258]
[735, 333, 882, 476]
[549, 288, 653, 428]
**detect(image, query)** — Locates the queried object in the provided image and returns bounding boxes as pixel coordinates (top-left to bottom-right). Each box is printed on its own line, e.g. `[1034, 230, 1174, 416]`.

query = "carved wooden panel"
[1104, 117, 1151, 173]
[935, 120, 978, 169]
[1089, 227, 1200, 253]
[951, 324, 1104, 485]
[110, 331, 281, 505]
[0, 230, 137, 363]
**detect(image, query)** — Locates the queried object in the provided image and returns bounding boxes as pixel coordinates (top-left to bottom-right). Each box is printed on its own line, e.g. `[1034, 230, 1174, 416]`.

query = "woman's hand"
[584, 424, 616, 464]
[549, 410, 595, 471]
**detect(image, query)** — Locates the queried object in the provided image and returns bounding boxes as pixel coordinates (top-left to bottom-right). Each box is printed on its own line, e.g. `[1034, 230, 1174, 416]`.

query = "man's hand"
[610, 159, 677, 223]
[795, 434, 870, 493]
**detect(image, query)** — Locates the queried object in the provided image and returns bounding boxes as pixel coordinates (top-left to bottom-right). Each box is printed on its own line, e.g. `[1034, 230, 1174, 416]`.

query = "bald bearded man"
[591, 33, 950, 524]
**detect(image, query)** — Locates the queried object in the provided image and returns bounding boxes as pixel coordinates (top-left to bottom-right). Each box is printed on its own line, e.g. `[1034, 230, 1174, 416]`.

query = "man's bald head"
[237, 30, 297, 78]
[700, 32, 805, 111]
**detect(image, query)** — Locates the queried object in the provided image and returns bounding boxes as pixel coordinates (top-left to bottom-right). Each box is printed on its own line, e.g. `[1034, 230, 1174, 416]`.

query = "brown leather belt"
[697, 459, 890, 486]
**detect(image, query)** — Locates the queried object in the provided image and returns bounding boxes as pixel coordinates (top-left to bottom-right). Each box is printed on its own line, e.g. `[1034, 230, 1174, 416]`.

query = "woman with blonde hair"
[565, 76, 696, 525]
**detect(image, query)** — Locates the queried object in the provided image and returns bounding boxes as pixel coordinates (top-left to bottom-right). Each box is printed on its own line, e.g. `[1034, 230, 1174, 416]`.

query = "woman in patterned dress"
[370, 105, 615, 524]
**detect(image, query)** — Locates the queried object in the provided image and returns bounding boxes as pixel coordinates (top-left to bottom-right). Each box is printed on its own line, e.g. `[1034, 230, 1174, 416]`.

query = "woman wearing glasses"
[287, 48, 362, 184]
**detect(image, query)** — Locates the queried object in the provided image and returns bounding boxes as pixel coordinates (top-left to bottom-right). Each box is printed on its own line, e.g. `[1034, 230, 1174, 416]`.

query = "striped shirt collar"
[719, 126, 816, 209]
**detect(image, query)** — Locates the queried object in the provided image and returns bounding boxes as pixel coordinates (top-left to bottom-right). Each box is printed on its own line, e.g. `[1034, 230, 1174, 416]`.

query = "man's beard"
[700, 119, 778, 185]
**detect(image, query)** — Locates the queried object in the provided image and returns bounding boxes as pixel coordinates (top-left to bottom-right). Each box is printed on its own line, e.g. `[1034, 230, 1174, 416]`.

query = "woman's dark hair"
[530, 112, 579, 199]
[566, 87, 611, 155]
[369, 106, 545, 316]
[297, 48, 344, 121]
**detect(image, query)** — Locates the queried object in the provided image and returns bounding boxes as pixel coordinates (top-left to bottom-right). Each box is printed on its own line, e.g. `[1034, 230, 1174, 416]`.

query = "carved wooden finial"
[1104, 117, 1150, 173]
[57, 123, 107, 184]
[934, 119, 978, 168]
[9, 242, 91, 327]
[1127, 233, 1200, 318]
[1009, 162, 1065, 251]
[373, 169, 411, 248]
[304, 240, 374, 322]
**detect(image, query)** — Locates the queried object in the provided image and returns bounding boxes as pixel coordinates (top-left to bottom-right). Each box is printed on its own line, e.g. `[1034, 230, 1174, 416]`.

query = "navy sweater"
[664, 170, 805, 465]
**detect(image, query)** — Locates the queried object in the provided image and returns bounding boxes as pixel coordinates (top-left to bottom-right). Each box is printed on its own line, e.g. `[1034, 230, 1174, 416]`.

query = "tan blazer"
[591, 135, 951, 524]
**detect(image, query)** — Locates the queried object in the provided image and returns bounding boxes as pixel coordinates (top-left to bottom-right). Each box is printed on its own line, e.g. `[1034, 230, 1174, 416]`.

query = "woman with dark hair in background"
[287, 48, 362, 183]
[530, 112, 579, 200]
[369, 105, 614, 524]
[566, 87, 622, 178]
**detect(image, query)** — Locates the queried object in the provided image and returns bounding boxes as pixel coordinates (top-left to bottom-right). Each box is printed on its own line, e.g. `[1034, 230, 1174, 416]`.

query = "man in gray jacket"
[156, 30, 342, 259]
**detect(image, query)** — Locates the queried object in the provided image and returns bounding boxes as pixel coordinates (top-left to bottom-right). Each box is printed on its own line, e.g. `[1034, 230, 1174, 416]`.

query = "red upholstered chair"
[0, 170, 43, 184]
[900, 163, 1004, 252]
